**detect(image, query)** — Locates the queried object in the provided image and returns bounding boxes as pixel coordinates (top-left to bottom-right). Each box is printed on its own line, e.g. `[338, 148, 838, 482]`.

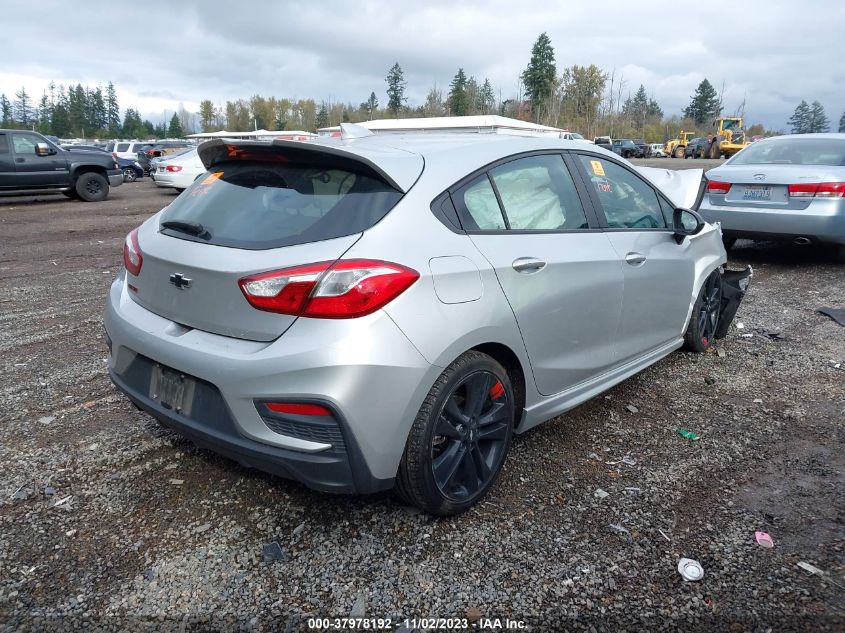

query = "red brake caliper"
[489, 381, 505, 400]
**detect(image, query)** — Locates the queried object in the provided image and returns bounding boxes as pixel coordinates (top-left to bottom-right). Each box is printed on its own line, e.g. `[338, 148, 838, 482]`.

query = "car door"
[571, 152, 695, 365]
[451, 153, 624, 396]
[0, 132, 15, 189]
[10, 132, 69, 187]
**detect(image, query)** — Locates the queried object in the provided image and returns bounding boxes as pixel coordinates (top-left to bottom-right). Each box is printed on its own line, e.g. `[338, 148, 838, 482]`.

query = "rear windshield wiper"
[160, 220, 211, 240]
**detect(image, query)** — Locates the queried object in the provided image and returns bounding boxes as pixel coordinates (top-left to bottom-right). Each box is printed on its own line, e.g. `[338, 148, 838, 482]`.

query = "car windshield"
[730, 138, 845, 166]
[159, 159, 403, 250]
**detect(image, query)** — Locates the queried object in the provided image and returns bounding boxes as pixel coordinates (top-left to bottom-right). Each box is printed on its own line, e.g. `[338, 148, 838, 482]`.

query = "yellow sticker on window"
[590, 160, 605, 177]
[201, 171, 223, 185]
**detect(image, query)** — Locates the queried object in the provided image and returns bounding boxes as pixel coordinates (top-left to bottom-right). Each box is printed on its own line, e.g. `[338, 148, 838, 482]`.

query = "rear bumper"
[103, 275, 438, 493]
[700, 198, 845, 245]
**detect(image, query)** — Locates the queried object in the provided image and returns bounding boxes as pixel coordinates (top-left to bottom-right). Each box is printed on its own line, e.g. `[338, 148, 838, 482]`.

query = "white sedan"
[153, 148, 205, 192]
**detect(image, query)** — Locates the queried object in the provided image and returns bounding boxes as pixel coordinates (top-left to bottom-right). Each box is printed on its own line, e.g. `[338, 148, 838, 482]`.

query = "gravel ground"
[0, 173, 843, 632]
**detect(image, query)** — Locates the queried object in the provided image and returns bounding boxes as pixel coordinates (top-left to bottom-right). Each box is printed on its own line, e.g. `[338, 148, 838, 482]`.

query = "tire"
[75, 172, 109, 202]
[675, 147, 685, 159]
[123, 168, 138, 183]
[61, 190, 79, 199]
[395, 351, 515, 515]
[722, 236, 737, 251]
[684, 270, 723, 353]
[709, 141, 721, 160]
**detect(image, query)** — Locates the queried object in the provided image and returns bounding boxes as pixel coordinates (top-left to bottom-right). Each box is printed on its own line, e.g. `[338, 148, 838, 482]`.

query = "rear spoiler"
[197, 139, 423, 193]
[634, 166, 704, 210]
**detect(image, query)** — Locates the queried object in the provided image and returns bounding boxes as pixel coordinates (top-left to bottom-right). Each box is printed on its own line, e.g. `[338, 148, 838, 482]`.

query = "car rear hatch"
[704, 164, 842, 211]
[127, 139, 422, 341]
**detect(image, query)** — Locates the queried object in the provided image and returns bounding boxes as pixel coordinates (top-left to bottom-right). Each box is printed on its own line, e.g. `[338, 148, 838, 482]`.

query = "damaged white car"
[105, 128, 751, 514]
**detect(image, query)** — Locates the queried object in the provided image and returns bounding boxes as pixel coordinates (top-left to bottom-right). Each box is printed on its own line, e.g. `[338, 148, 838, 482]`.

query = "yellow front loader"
[665, 131, 697, 159]
[709, 117, 749, 159]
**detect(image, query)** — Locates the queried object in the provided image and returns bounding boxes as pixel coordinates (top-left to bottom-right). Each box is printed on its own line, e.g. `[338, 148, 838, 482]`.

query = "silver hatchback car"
[105, 129, 749, 514]
[700, 133, 845, 252]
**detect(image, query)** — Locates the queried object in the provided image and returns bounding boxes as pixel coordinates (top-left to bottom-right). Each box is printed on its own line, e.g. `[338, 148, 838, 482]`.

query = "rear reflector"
[706, 180, 731, 195]
[123, 228, 143, 276]
[788, 182, 845, 198]
[239, 259, 419, 319]
[265, 402, 332, 416]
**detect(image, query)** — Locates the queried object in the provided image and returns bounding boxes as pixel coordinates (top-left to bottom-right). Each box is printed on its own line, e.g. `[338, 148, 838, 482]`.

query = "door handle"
[512, 257, 546, 273]
[15, 158, 25, 163]
[625, 252, 647, 266]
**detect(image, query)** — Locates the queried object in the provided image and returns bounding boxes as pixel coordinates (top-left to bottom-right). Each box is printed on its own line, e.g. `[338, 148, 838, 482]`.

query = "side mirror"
[35, 142, 55, 157]
[673, 208, 705, 244]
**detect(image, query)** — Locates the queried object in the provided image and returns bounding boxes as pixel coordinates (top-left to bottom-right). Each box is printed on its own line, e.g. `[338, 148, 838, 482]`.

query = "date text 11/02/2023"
[306, 617, 528, 630]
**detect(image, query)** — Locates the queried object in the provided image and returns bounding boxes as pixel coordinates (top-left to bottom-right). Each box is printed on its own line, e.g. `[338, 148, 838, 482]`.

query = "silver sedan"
[699, 133, 845, 254]
[104, 128, 750, 514]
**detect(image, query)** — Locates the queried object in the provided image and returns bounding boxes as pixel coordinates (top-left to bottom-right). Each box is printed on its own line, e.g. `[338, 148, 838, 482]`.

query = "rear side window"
[116, 143, 130, 152]
[454, 175, 506, 230]
[490, 155, 589, 230]
[159, 160, 403, 249]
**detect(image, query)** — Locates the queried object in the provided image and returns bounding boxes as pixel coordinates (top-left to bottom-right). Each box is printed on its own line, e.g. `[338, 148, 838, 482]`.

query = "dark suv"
[0, 130, 123, 201]
[611, 139, 643, 159]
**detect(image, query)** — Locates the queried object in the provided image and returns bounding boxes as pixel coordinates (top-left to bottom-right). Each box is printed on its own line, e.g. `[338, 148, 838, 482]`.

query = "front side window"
[490, 155, 589, 230]
[116, 143, 130, 152]
[578, 155, 666, 229]
[12, 134, 39, 155]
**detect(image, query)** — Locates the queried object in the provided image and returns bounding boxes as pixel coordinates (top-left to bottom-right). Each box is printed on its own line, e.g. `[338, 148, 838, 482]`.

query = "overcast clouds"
[2, 0, 843, 129]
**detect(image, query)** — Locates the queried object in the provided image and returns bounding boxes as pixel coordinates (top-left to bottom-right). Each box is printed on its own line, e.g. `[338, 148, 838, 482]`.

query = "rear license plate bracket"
[743, 185, 771, 200]
[150, 364, 195, 415]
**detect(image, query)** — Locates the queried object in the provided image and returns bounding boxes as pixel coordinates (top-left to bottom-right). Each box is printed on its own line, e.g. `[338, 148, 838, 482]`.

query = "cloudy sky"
[2, 0, 843, 130]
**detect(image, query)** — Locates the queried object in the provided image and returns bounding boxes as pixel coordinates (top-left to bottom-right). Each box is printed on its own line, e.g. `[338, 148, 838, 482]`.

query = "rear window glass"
[731, 138, 845, 166]
[159, 160, 403, 249]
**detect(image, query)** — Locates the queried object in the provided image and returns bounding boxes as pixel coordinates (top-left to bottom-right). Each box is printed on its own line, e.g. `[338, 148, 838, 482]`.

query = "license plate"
[149, 364, 195, 414]
[743, 185, 771, 200]
[158, 166, 164, 172]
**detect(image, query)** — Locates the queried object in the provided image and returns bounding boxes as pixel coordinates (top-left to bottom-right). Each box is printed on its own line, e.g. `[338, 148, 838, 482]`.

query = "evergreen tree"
[89, 87, 107, 131]
[1, 94, 13, 126]
[37, 92, 52, 134]
[121, 107, 144, 138]
[521, 33, 557, 120]
[385, 63, 406, 116]
[466, 76, 480, 115]
[360, 92, 379, 118]
[167, 112, 184, 138]
[68, 84, 87, 135]
[143, 120, 155, 137]
[807, 101, 830, 133]
[788, 100, 811, 134]
[105, 82, 120, 136]
[683, 79, 721, 125]
[315, 103, 329, 129]
[622, 85, 664, 132]
[839, 110, 845, 133]
[448, 68, 469, 116]
[479, 78, 495, 114]
[14, 87, 33, 126]
[199, 99, 215, 132]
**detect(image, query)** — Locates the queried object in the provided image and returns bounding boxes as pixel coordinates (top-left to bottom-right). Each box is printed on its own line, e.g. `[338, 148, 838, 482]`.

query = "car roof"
[199, 134, 613, 193]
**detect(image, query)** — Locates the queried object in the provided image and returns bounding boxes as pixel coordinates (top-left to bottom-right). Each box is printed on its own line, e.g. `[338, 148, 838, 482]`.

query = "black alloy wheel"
[430, 370, 511, 502]
[395, 351, 514, 515]
[684, 270, 722, 352]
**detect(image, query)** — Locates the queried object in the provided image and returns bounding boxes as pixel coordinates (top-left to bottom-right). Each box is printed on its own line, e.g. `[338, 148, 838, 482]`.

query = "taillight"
[165, 165, 182, 173]
[707, 180, 731, 195]
[788, 183, 819, 198]
[123, 228, 143, 276]
[816, 182, 845, 198]
[239, 259, 419, 319]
